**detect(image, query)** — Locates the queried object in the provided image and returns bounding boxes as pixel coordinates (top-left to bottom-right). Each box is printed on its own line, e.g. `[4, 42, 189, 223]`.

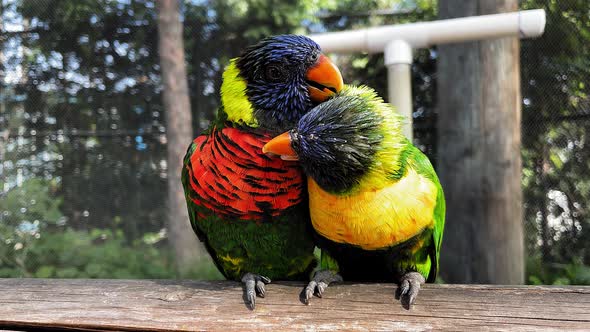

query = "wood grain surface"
[0, 279, 589, 331]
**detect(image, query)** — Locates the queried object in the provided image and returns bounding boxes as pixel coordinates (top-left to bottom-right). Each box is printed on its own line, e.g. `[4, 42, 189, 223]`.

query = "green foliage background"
[0, 0, 589, 283]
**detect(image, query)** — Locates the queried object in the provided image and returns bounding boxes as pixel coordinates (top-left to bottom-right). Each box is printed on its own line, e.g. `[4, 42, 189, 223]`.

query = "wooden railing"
[0, 279, 588, 331]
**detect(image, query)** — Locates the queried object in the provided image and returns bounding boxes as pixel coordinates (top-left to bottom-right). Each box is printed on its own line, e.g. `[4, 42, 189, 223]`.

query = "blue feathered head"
[220, 35, 343, 133]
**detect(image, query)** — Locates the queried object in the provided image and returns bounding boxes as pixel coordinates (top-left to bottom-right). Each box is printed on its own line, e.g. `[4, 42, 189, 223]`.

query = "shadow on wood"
[0, 279, 589, 331]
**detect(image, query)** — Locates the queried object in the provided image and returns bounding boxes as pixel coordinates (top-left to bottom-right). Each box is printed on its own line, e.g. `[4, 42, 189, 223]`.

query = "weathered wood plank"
[0, 279, 589, 331]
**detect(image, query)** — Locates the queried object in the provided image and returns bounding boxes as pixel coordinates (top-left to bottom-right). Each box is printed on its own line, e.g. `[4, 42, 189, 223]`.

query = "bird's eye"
[309, 52, 319, 63]
[265, 64, 286, 82]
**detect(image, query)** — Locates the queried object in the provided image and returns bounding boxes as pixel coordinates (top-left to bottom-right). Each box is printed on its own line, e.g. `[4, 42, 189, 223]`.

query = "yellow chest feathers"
[308, 168, 438, 250]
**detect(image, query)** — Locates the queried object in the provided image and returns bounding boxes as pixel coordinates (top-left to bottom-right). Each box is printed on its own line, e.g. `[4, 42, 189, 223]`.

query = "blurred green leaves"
[0, 179, 220, 279]
[1, 222, 221, 279]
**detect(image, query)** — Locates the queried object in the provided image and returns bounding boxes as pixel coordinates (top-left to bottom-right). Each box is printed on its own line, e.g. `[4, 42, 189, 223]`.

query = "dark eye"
[265, 64, 286, 82]
[309, 52, 319, 63]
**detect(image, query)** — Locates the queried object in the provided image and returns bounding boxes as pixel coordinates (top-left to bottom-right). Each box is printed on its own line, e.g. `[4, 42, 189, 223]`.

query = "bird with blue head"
[181, 34, 343, 309]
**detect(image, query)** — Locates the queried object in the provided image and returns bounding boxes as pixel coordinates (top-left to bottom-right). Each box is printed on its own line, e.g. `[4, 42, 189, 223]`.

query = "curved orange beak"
[262, 132, 299, 161]
[306, 54, 344, 103]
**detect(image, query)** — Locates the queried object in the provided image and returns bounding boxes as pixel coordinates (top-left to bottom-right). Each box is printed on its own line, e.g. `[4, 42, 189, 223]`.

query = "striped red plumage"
[186, 127, 304, 221]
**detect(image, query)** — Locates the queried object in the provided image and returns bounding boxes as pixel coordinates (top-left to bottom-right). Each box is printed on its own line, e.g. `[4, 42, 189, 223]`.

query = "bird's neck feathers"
[350, 105, 410, 194]
[364, 96, 410, 187]
[220, 59, 259, 128]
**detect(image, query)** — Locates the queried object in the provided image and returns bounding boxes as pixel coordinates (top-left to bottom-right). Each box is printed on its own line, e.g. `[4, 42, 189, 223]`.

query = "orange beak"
[306, 54, 344, 103]
[262, 132, 299, 161]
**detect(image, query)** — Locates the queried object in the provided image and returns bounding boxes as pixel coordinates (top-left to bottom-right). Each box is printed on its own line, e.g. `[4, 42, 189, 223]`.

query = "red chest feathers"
[186, 127, 304, 221]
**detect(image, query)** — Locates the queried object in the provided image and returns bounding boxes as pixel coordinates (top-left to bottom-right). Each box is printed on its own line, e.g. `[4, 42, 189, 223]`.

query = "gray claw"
[317, 281, 328, 297]
[398, 272, 425, 308]
[256, 280, 266, 298]
[241, 273, 271, 309]
[400, 278, 410, 295]
[304, 270, 342, 304]
[304, 280, 317, 304]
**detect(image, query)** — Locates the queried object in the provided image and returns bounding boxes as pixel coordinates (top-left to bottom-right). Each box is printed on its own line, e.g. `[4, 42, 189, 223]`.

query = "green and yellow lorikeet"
[263, 85, 445, 307]
[181, 35, 343, 308]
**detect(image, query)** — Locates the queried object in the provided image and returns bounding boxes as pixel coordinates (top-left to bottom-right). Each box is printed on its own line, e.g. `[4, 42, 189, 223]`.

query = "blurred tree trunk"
[156, 0, 204, 276]
[437, 0, 524, 284]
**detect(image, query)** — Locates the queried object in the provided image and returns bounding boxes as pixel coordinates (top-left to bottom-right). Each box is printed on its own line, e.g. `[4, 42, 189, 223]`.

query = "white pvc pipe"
[388, 63, 413, 140]
[384, 40, 413, 65]
[311, 9, 546, 142]
[310, 9, 546, 53]
[385, 40, 413, 140]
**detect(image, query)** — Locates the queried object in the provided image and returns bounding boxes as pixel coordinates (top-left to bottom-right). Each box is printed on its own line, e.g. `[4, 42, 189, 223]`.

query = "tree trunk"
[156, 0, 204, 276]
[437, 0, 524, 284]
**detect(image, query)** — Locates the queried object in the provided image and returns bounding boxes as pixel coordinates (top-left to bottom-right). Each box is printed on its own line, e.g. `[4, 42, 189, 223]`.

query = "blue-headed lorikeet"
[181, 35, 343, 308]
[263, 85, 445, 308]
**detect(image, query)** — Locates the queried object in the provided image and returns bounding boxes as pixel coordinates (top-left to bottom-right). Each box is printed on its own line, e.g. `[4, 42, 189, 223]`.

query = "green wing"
[404, 142, 445, 282]
[314, 247, 340, 273]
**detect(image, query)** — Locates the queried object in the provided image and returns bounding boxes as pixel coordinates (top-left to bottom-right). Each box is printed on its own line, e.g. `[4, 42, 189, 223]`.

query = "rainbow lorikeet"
[181, 35, 343, 308]
[263, 85, 445, 308]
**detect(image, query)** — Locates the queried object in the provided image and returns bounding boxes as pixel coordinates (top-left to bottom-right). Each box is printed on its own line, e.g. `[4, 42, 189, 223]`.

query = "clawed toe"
[241, 273, 271, 309]
[304, 270, 342, 304]
[397, 272, 425, 309]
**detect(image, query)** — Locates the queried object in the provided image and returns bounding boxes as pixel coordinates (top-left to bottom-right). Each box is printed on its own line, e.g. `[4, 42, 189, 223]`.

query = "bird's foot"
[241, 272, 271, 310]
[396, 272, 425, 309]
[304, 270, 343, 304]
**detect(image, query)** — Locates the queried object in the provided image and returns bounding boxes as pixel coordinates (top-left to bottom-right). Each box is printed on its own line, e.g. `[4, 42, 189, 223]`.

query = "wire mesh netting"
[0, 0, 177, 278]
[519, 1, 590, 284]
[0, 0, 589, 283]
